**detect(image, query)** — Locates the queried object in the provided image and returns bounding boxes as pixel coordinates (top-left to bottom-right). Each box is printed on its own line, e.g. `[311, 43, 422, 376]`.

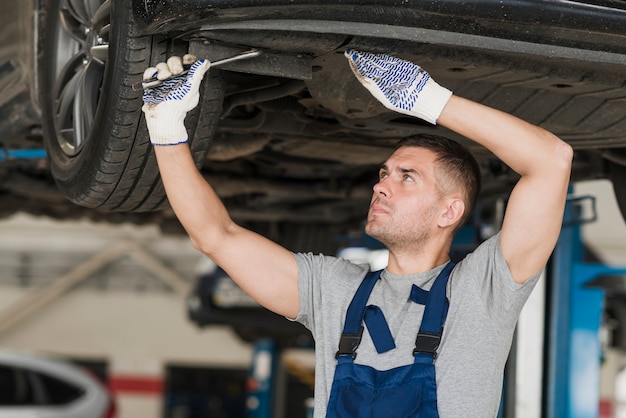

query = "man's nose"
[373, 179, 389, 197]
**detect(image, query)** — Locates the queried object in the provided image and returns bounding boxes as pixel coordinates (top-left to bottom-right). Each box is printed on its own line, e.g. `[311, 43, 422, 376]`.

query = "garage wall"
[0, 213, 252, 418]
[578, 179, 626, 266]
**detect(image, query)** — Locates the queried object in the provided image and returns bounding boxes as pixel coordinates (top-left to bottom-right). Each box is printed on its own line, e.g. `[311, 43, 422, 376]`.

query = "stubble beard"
[365, 212, 432, 253]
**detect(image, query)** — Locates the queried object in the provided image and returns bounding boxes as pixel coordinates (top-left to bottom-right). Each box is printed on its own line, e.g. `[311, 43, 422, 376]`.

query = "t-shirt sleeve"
[453, 232, 542, 328]
[293, 252, 320, 330]
[292, 252, 369, 334]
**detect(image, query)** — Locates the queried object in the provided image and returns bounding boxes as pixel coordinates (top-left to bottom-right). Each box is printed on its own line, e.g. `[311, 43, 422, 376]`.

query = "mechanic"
[142, 50, 573, 417]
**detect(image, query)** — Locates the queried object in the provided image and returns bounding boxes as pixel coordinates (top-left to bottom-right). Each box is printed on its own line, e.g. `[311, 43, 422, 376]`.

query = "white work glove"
[142, 55, 211, 145]
[344, 49, 452, 125]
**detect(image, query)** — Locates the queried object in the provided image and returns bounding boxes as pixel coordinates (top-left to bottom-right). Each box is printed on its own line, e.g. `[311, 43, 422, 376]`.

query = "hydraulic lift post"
[546, 194, 626, 418]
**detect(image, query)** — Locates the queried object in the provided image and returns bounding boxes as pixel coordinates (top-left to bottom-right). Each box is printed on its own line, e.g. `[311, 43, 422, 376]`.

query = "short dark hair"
[395, 134, 481, 228]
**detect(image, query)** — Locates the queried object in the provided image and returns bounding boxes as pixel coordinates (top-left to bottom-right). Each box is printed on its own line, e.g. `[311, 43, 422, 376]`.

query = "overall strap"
[336, 270, 395, 358]
[412, 261, 455, 358]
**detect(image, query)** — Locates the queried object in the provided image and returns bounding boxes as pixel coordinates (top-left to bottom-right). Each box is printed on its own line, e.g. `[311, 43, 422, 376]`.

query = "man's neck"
[386, 249, 450, 275]
[385, 236, 452, 275]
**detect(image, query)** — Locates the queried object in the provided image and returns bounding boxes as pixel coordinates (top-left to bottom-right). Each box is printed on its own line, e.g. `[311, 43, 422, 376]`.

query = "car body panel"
[131, 0, 626, 56]
[0, 351, 113, 418]
[128, 0, 626, 158]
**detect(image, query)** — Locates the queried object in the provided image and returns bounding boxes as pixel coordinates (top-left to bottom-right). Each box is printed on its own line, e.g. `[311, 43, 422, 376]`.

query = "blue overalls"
[326, 262, 454, 418]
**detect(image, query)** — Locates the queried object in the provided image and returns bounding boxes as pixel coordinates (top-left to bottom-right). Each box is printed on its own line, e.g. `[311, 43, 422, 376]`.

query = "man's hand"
[142, 55, 210, 145]
[345, 49, 452, 125]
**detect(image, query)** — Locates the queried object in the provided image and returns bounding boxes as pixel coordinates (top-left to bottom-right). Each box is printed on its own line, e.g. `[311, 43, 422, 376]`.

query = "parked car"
[0, 350, 116, 418]
[1, 0, 625, 253]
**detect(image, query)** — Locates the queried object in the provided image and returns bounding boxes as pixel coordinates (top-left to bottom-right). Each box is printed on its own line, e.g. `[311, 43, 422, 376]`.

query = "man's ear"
[439, 198, 465, 228]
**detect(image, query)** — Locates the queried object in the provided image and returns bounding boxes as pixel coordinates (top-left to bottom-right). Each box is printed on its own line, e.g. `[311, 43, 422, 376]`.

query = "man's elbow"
[555, 138, 574, 173]
[189, 235, 207, 254]
[188, 221, 237, 259]
[556, 141, 574, 188]
[544, 134, 573, 179]
[189, 228, 223, 258]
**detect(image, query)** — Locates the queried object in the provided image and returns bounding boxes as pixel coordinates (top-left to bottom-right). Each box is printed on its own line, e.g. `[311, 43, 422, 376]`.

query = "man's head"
[365, 134, 481, 249]
[395, 134, 482, 228]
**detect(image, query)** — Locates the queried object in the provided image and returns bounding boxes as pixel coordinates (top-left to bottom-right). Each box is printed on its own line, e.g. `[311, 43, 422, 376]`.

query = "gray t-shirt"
[294, 232, 540, 418]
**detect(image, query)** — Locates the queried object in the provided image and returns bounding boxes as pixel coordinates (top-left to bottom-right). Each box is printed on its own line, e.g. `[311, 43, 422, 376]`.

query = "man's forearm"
[438, 95, 572, 177]
[154, 144, 233, 254]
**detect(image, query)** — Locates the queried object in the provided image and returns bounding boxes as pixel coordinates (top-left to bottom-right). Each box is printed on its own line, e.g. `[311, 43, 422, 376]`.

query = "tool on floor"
[133, 49, 261, 91]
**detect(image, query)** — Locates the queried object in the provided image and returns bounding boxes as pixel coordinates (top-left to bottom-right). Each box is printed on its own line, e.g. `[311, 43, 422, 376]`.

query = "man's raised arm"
[438, 96, 572, 283]
[142, 56, 299, 318]
[345, 49, 573, 283]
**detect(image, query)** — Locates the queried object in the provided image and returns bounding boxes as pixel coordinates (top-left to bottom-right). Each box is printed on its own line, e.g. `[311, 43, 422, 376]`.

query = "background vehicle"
[188, 265, 314, 346]
[0, 350, 116, 418]
[1, 0, 625, 254]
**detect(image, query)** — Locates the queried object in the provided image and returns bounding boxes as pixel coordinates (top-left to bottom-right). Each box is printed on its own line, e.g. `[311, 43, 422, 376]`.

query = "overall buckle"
[413, 331, 441, 358]
[335, 326, 364, 359]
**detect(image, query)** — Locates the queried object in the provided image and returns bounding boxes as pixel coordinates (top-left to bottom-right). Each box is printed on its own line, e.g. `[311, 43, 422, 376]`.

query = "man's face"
[365, 146, 445, 249]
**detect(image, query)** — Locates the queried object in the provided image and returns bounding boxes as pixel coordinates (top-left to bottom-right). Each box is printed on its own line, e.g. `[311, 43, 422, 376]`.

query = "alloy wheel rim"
[52, 0, 111, 157]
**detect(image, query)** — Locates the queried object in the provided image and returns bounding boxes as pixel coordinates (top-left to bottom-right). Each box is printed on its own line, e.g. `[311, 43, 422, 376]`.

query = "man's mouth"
[369, 200, 389, 215]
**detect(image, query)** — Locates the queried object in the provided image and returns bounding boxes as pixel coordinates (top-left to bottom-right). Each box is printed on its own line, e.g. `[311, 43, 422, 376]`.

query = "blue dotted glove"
[345, 49, 452, 125]
[142, 55, 210, 145]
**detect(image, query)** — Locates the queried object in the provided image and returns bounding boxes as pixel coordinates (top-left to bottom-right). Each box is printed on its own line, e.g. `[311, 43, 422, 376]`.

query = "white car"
[0, 351, 116, 418]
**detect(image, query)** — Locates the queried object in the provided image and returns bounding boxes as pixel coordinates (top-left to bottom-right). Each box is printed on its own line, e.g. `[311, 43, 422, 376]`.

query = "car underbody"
[1, 0, 625, 254]
[156, 0, 626, 250]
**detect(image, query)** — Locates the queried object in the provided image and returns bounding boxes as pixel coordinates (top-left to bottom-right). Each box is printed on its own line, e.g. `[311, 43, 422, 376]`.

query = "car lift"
[546, 194, 626, 418]
[246, 339, 280, 418]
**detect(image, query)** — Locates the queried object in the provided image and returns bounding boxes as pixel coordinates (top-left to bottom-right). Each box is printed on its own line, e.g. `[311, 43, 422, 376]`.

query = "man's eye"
[379, 172, 388, 179]
[403, 174, 414, 182]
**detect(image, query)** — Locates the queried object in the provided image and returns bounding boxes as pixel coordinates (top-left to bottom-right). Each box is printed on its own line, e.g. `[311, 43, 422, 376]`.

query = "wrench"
[132, 49, 261, 91]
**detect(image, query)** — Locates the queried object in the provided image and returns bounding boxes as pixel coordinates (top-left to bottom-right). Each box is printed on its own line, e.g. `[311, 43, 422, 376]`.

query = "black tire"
[38, 0, 223, 212]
